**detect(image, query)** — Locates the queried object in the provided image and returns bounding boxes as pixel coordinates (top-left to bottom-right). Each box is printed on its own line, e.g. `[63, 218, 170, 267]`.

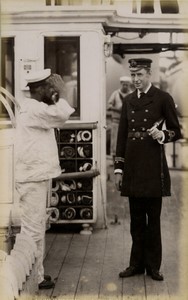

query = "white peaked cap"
[25, 69, 51, 84]
[120, 76, 131, 82]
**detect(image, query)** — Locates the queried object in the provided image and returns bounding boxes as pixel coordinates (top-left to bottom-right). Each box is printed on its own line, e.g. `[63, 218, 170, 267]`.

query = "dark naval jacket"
[114, 85, 182, 197]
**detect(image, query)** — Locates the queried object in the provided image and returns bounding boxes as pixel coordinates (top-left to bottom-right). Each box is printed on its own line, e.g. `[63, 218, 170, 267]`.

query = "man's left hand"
[147, 127, 163, 141]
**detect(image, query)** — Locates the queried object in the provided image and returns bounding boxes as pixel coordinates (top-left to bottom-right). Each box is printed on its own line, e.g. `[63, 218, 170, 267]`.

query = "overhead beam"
[104, 26, 188, 34]
[113, 43, 188, 56]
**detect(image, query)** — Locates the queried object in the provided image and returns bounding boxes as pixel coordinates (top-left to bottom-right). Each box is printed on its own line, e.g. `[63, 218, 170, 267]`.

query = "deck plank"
[38, 233, 74, 298]
[122, 275, 146, 300]
[161, 196, 180, 299]
[160, 172, 188, 300]
[52, 234, 90, 299]
[75, 229, 108, 300]
[145, 275, 170, 300]
[98, 222, 126, 300]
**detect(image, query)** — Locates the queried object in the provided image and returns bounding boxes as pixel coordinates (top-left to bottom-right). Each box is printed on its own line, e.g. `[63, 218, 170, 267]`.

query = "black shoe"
[39, 279, 55, 289]
[44, 275, 51, 281]
[119, 266, 145, 278]
[148, 269, 164, 281]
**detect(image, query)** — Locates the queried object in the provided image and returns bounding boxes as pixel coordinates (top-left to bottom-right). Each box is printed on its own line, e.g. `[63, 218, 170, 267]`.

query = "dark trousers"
[129, 197, 162, 271]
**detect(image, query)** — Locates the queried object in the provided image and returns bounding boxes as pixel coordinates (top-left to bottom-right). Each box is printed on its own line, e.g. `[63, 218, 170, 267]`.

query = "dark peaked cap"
[128, 58, 152, 71]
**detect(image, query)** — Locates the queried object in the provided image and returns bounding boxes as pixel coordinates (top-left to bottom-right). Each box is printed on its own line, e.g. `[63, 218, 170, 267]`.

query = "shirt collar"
[137, 83, 152, 98]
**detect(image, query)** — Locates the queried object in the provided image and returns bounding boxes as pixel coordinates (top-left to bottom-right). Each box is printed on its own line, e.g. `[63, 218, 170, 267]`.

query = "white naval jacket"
[15, 97, 75, 183]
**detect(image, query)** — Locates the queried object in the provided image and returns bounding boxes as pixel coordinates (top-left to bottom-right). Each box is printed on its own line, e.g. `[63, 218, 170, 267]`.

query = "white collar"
[137, 83, 152, 98]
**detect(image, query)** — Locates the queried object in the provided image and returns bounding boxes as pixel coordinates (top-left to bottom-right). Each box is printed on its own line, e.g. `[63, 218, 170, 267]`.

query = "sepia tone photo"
[0, 0, 188, 299]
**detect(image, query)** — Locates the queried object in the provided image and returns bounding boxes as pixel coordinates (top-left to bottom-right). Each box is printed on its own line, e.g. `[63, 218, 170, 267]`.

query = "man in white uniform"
[15, 69, 75, 289]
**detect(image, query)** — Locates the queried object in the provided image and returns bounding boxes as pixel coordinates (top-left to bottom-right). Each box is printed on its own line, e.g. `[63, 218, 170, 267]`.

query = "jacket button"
[145, 109, 149, 112]
[132, 128, 135, 131]
[144, 119, 147, 122]
[132, 110, 135, 113]
[131, 119, 135, 122]
[142, 127, 146, 131]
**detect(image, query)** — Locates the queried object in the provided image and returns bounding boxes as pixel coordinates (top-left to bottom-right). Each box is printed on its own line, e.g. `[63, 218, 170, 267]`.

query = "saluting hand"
[48, 74, 67, 99]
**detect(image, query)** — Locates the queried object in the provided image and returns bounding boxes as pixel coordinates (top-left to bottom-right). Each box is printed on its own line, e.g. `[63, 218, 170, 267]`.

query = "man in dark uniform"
[114, 58, 182, 281]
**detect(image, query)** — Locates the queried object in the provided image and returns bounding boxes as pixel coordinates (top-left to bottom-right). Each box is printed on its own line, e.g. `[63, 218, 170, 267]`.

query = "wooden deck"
[38, 169, 188, 300]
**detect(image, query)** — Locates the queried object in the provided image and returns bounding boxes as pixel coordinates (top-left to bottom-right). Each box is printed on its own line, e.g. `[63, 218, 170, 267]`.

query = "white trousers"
[16, 180, 49, 284]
